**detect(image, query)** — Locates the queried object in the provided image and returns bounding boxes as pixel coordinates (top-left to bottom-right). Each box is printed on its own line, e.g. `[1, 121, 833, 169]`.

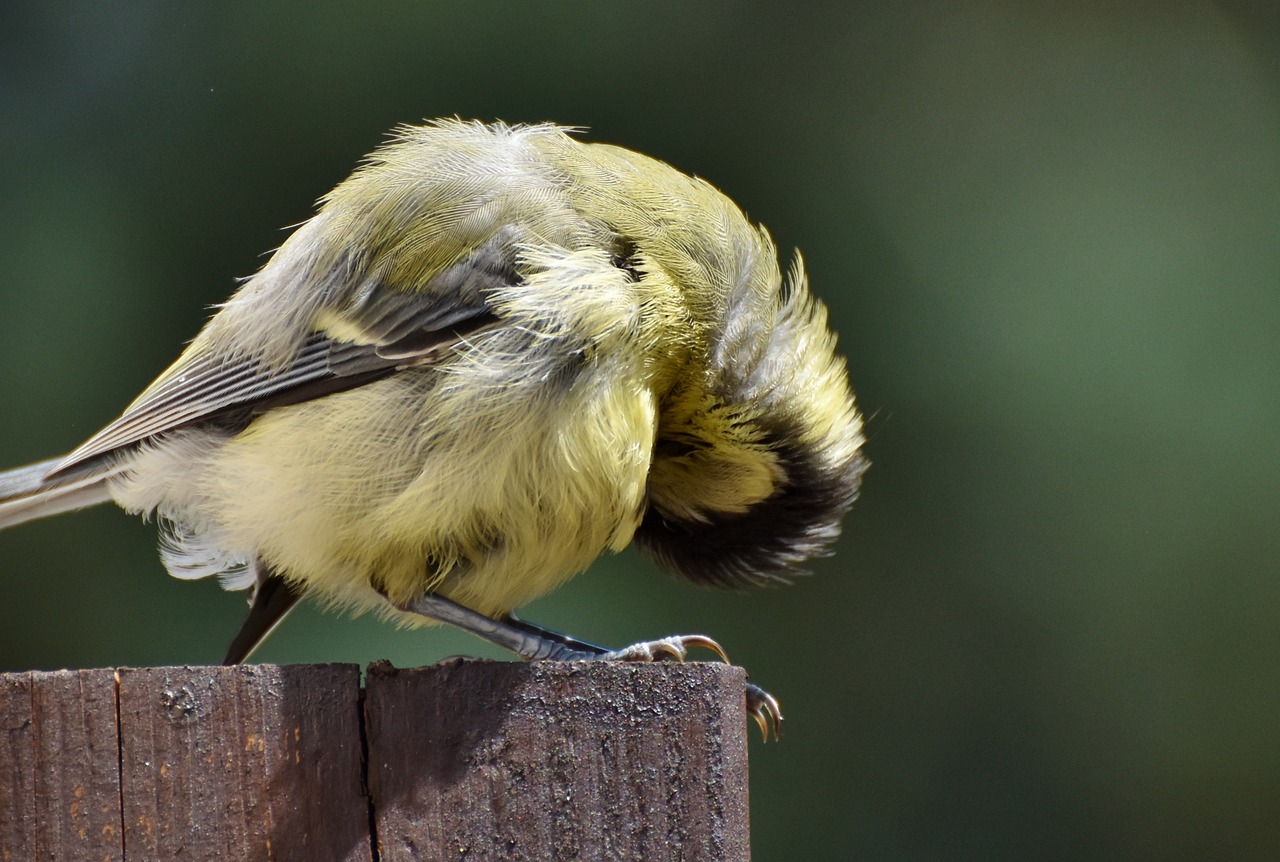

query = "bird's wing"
[49, 245, 511, 478]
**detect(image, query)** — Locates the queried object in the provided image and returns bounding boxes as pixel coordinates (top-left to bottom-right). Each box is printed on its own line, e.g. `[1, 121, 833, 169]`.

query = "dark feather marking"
[635, 419, 868, 589]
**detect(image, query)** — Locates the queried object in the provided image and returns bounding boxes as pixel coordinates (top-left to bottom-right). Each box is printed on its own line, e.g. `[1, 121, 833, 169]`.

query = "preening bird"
[0, 120, 866, 738]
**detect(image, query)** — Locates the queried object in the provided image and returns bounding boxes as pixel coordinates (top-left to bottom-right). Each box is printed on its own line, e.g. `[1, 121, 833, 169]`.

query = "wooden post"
[0, 661, 751, 862]
[116, 664, 369, 861]
[1, 668, 123, 861]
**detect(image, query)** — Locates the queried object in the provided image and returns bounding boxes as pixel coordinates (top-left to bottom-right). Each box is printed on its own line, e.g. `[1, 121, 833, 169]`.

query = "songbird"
[0, 120, 866, 738]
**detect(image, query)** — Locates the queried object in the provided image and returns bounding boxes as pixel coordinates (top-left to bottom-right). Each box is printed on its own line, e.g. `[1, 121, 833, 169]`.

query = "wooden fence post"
[0, 661, 751, 862]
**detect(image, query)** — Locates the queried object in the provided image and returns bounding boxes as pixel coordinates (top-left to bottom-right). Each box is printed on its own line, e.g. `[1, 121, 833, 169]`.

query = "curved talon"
[678, 634, 731, 665]
[650, 639, 688, 662]
[746, 682, 784, 742]
[606, 634, 731, 664]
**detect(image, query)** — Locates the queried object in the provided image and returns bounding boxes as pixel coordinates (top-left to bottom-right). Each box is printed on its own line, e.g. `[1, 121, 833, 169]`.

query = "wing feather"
[49, 241, 513, 478]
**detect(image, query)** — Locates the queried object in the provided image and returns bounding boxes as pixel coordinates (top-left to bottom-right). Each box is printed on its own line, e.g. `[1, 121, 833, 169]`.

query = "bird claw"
[746, 682, 784, 742]
[603, 633, 731, 664]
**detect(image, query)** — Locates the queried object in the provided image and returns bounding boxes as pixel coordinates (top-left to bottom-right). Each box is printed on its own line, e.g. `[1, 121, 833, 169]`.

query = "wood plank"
[0, 671, 36, 862]
[0, 669, 124, 862]
[31, 669, 124, 862]
[116, 664, 370, 862]
[364, 659, 751, 862]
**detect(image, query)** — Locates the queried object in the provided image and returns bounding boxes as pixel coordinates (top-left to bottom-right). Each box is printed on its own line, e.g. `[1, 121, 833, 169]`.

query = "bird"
[0, 120, 866, 739]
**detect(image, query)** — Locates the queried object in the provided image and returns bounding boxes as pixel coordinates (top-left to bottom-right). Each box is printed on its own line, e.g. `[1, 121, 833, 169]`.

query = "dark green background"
[3, 3, 1278, 859]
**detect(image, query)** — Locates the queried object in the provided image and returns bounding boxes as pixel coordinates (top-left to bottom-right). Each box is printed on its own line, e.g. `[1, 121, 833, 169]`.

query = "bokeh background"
[2, 3, 1279, 859]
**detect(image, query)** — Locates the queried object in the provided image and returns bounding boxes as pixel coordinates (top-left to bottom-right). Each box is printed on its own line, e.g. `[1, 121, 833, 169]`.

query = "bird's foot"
[593, 633, 731, 664]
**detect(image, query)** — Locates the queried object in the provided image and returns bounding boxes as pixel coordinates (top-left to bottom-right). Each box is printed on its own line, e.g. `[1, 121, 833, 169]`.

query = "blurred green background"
[3, 2, 1279, 859]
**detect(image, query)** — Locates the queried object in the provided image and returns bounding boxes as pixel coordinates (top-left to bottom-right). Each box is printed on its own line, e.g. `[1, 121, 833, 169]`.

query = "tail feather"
[223, 563, 308, 664]
[0, 456, 114, 530]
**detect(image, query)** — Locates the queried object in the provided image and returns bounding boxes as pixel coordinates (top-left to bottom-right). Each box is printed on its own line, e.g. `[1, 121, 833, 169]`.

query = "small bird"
[0, 120, 866, 738]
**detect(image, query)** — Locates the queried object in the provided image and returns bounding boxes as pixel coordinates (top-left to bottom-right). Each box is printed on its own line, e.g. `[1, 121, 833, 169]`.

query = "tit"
[0, 120, 866, 738]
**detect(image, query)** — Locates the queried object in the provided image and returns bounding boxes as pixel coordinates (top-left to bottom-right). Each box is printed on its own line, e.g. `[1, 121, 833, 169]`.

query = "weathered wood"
[1, 669, 123, 862]
[365, 660, 750, 862]
[0, 672, 33, 861]
[1, 661, 752, 861]
[116, 664, 370, 862]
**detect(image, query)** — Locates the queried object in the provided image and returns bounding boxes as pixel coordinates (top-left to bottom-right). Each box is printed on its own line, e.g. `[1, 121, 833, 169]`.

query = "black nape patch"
[635, 423, 868, 589]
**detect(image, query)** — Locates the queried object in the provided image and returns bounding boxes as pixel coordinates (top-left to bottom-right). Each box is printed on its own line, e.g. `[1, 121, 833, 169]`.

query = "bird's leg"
[392, 592, 783, 740]
[500, 615, 611, 656]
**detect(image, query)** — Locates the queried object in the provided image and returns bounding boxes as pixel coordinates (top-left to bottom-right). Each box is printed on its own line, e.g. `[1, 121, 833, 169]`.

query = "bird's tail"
[0, 457, 114, 530]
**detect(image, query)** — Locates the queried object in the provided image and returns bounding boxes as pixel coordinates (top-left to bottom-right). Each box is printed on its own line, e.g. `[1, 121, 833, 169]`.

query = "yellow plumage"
[0, 121, 866, 732]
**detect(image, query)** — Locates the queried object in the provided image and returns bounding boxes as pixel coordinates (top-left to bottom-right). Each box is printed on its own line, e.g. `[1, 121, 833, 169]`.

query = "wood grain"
[365, 660, 750, 862]
[116, 664, 370, 862]
[0, 669, 123, 862]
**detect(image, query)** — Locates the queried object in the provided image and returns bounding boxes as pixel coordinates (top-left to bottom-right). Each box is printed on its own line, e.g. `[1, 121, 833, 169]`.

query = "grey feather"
[0, 457, 115, 529]
[50, 244, 513, 479]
